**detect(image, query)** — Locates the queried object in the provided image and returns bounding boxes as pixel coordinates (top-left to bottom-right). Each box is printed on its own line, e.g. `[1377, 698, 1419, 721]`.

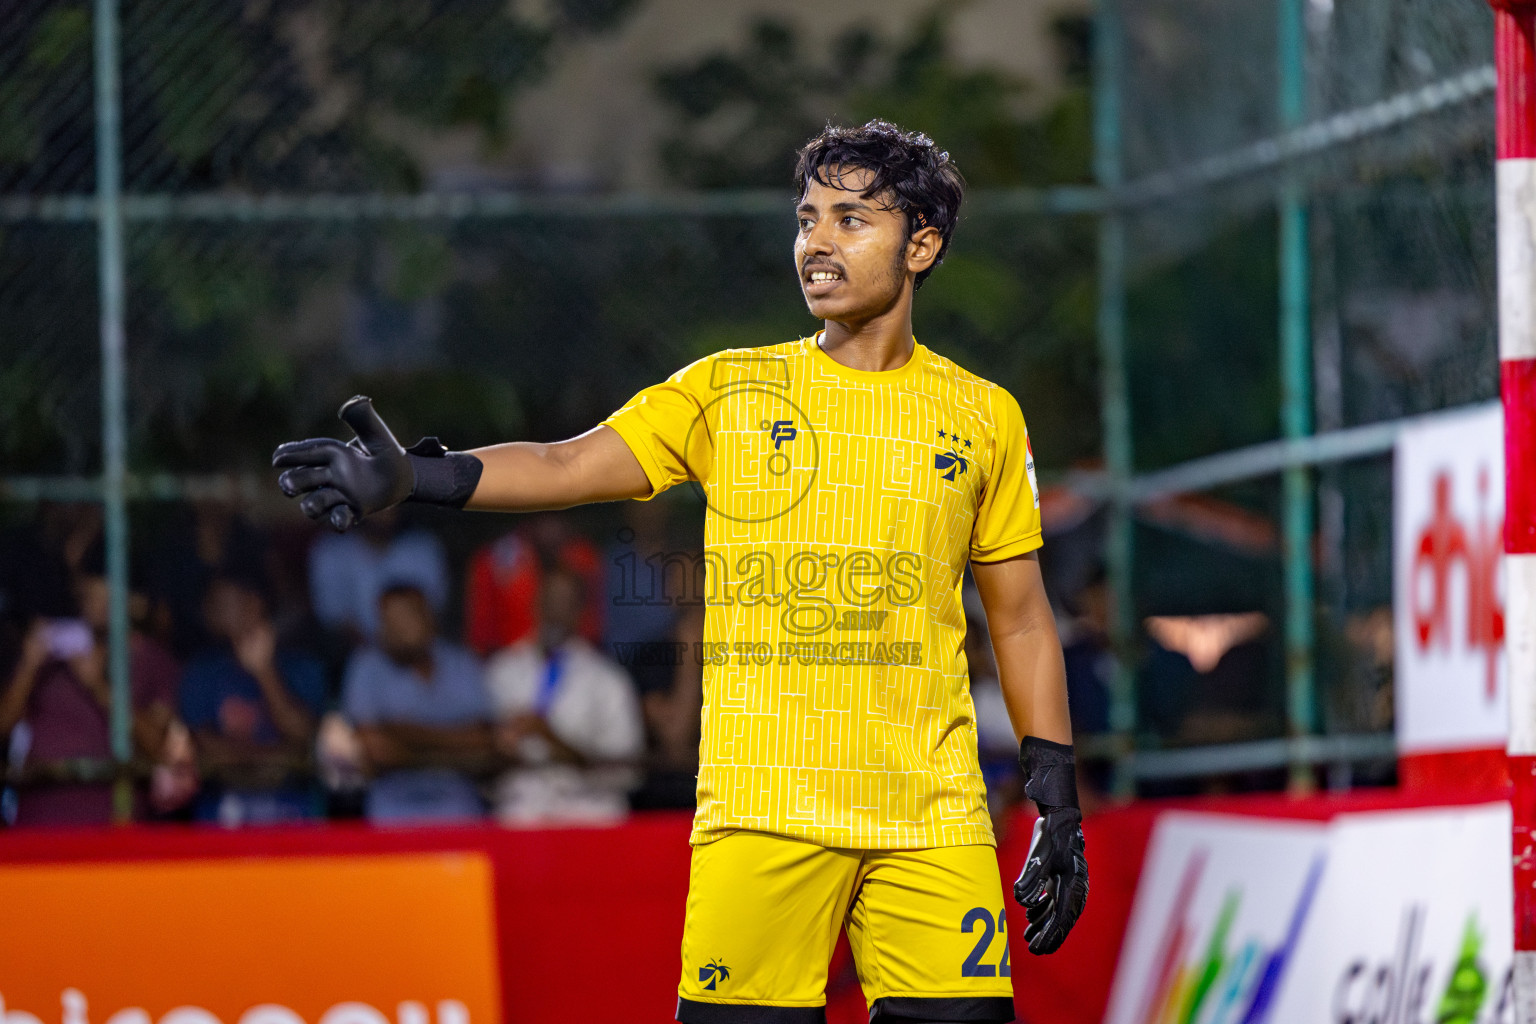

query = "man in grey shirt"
[341, 583, 493, 822]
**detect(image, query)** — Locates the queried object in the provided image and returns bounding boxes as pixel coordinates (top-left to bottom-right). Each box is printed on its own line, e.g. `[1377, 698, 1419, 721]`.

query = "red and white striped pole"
[1496, 3, 1536, 1018]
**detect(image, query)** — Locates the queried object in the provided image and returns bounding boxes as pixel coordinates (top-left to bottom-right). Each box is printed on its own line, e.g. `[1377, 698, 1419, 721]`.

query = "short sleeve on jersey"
[602, 358, 715, 498]
[970, 387, 1044, 562]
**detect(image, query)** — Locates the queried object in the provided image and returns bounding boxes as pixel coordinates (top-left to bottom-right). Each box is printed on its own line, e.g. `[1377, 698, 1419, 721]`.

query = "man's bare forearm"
[377, 721, 494, 753]
[194, 730, 311, 788]
[465, 425, 651, 512]
[358, 724, 498, 775]
[251, 666, 316, 742]
[990, 620, 1072, 745]
[972, 553, 1073, 746]
[0, 663, 38, 738]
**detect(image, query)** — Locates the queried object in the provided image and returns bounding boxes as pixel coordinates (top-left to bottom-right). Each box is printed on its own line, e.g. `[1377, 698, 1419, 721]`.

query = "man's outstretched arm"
[273, 396, 651, 530]
[464, 425, 650, 511]
[971, 551, 1088, 957]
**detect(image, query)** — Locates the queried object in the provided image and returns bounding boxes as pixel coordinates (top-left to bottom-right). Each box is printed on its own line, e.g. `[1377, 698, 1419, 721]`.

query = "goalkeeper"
[275, 119, 1086, 1024]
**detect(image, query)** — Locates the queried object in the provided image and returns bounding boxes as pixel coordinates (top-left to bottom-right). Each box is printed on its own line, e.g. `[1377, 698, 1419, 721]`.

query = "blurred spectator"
[0, 547, 178, 825]
[463, 531, 539, 655]
[466, 514, 604, 656]
[1055, 571, 1118, 803]
[964, 610, 1025, 834]
[316, 710, 369, 809]
[488, 567, 643, 825]
[1318, 605, 1397, 789]
[151, 718, 199, 816]
[0, 502, 93, 629]
[1060, 570, 1113, 737]
[1138, 638, 1197, 741]
[603, 500, 682, 697]
[342, 583, 492, 823]
[266, 522, 322, 646]
[1338, 606, 1394, 734]
[178, 572, 327, 824]
[1143, 612, 1273, 747]
[964, 573, 1113, 827]
[630, 600, 705, 810]
[310, 508, 448, 646]
[143, 498, 269, 659]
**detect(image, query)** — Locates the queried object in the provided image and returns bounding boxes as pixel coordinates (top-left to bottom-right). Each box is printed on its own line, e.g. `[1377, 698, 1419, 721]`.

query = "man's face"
[379, 591, 434, 664]
[75, 574, 109, 633]
[203, 580, 263, 641]
[538, 572, 584, 648]
[795, 167, 911, 322]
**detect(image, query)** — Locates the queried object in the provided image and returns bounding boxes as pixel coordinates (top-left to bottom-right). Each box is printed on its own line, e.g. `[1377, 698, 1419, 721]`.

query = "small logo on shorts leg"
[698, 959, 731, 991]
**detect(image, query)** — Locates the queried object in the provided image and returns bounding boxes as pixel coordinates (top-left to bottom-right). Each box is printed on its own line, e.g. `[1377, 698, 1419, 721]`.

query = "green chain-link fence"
[0, 0, 1502, 801]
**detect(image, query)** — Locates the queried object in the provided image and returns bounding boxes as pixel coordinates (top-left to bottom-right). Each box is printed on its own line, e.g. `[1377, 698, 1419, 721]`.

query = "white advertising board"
[1106, 804, 1513, 1024]
[1102, 813, 1329, 1024]
[1394, 403, 1507, 754]
[1270, 803, 1512, 1024]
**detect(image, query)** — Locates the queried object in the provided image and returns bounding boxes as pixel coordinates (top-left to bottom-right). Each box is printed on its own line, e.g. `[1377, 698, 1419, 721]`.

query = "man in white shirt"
[487, 565, 644, 825]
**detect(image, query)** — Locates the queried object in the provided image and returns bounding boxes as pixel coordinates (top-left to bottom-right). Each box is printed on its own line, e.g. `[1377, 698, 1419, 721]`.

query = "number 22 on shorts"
[959, 907, 1011, 978]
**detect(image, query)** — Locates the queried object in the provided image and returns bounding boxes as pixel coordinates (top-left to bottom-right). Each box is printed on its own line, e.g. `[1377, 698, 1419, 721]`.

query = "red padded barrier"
[0, 786, 1509, 1024]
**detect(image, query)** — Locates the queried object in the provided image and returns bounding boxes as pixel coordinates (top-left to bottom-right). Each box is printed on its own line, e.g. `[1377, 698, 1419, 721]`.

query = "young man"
[341, 583, 494, 823]
[274, 120, 1087, 1024]
[485, 566, 644, 826]
[179, 571, 328, 823]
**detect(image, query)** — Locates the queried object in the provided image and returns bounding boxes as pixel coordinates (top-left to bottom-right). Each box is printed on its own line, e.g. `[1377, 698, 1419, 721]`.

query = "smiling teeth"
[810, 271, 840, 282]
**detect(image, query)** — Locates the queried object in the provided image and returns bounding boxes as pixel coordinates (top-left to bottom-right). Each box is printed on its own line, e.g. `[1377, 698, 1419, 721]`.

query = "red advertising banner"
[0, 790, 1507, 1024]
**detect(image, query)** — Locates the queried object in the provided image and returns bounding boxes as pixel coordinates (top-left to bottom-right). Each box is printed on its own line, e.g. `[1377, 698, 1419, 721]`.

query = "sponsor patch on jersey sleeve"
[1025, 433, 1040, 509]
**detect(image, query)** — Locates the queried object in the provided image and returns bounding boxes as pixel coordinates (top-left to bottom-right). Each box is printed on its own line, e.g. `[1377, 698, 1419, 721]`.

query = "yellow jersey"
[603, 334, 1043, 849]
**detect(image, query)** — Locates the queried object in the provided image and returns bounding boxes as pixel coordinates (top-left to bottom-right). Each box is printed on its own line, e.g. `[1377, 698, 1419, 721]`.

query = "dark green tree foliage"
[0, 0, 639, 194]
[654, 19, 879, 190]
[655, 11, 1092, 189]
[651, 10, 1101, 468]
[1128, 217, 1282, 471]
[1, 2, 1099, 475]
[0, 0, 637, 472]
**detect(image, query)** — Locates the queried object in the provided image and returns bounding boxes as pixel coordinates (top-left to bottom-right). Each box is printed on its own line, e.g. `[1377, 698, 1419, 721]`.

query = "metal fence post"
[1094, 0, 1137, 795]
[93, 0, 132, 821]
[1278, 0, 1317, 791]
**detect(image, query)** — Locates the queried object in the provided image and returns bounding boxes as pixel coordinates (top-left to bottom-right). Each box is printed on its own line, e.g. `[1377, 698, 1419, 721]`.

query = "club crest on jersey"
[768, 419, 798, 449]
[699, 959, 731, 990]
[934, 427, 973, 482]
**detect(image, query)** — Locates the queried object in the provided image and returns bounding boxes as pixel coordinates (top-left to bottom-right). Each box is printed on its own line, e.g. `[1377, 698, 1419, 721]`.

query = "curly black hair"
[794, 119, 965, 291]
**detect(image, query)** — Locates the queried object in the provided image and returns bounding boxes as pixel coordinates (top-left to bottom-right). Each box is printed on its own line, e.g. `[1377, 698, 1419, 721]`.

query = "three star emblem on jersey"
[934, 428, 973, 482]
[699, 959, 731, 990]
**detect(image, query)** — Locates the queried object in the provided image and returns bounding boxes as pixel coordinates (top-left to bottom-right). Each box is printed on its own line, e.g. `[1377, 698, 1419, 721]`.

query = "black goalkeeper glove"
[1013, 736, 1089, 955]
[271, 396, 483, 533]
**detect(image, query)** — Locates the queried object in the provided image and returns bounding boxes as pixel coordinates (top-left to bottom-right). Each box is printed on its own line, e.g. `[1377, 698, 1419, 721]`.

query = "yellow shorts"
[676, 831, 1015, 1024]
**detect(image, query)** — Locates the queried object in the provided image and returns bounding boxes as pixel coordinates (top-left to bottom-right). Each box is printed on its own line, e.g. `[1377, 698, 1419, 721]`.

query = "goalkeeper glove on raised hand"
[1013, 736, 1089, 955]
[272, 396, 483, 533]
